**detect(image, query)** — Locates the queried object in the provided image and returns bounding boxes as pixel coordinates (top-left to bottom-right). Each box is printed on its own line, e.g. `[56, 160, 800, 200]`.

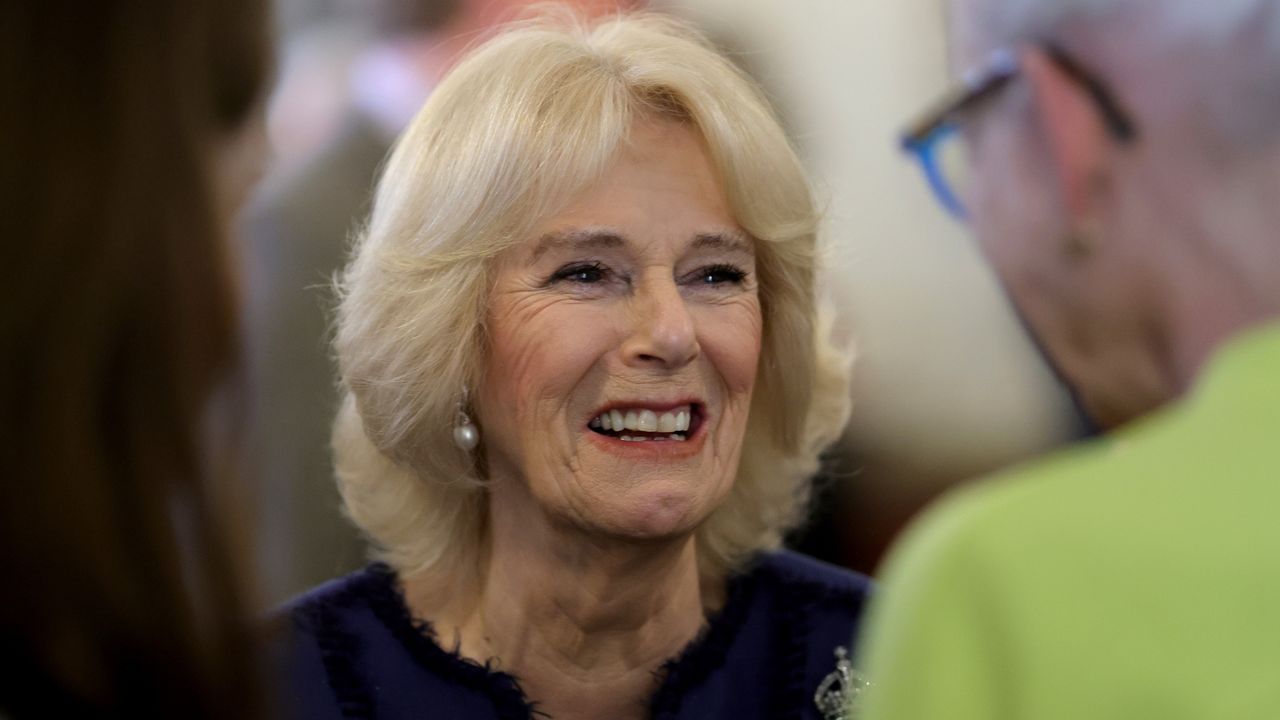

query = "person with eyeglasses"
[853, 1, 1280, 718]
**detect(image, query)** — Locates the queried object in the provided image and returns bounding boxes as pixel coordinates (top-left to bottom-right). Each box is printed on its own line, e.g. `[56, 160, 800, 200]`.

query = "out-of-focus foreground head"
[332, 9, 850, 587]
[947, 0, 1280, 428]
[0, 0, 269, 716]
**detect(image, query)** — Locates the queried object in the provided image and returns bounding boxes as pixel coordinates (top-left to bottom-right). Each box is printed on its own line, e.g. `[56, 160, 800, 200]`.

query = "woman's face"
[477, 119, 761, 541]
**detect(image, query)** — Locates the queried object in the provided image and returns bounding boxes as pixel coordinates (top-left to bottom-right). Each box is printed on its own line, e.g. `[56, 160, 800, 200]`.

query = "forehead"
[590, 119, 732, 216]
[515, 119, 747, 260]
[526, 226, 755, 264]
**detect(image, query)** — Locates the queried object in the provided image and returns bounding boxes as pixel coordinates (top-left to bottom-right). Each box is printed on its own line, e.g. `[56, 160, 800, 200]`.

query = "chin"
[591, 487, 718, 541]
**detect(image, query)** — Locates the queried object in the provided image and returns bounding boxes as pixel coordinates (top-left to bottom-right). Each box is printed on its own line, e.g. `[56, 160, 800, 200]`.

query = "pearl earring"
[453, 386, 479, 451]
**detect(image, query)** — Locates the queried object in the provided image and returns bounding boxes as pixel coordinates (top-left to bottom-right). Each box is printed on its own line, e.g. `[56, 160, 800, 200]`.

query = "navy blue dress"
[275, 550, 872, 719]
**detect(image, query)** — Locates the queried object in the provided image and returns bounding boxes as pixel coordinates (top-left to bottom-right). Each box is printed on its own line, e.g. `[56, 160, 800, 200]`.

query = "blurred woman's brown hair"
[0, 0, 270, 716]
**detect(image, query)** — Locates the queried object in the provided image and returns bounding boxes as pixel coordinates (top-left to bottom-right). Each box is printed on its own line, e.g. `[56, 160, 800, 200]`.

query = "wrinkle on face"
[476, 119, 761, 541]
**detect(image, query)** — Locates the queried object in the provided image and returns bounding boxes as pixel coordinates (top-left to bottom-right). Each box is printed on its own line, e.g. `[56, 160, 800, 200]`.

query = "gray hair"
[955, 0, 1280, 152]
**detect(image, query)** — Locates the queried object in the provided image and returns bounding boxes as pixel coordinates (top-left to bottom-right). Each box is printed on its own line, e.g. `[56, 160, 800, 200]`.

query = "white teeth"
[592, 404, 694, 435]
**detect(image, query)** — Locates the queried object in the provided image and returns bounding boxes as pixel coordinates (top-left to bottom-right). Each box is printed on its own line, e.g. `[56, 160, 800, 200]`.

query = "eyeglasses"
[900, 45, 1139, 220]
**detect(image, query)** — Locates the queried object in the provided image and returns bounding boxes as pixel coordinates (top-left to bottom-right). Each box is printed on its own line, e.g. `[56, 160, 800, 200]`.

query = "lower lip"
[582, 422, 707, 459]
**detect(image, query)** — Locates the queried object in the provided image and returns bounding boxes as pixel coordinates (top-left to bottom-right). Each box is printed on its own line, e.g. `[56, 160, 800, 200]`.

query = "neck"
[1089, 148, 1280, 423]
[405, 480, 711, 720]
[1157, 261, 1279, 397]
[1149, 161, 1280, 397]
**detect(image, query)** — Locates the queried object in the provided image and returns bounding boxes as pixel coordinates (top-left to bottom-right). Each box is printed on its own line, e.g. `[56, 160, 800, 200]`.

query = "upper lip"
[587, 398, 704, 422]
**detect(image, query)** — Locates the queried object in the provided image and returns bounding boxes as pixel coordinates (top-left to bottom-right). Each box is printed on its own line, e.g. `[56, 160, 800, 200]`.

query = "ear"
[1020, 46, 1110, 221]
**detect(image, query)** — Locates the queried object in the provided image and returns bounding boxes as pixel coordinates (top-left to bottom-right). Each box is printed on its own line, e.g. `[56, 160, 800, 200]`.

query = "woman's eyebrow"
[692, 231, 754, 256]
[527, 228, 753, 264]
[528, 228, 626, 264]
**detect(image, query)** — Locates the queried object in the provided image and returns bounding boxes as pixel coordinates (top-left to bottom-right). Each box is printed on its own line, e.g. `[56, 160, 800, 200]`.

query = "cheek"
[973, 168, 1028, 267]
[974, 172, 1057, 286]
[480, 295, 607, 437]
[697, 300, 762, 396]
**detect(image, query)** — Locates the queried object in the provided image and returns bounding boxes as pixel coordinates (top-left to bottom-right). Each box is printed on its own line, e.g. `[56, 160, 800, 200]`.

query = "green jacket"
[858, 322, 1280, 720]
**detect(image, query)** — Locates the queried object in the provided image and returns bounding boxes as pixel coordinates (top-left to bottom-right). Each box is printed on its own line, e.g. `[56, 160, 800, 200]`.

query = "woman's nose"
[621, 277, 699, 370]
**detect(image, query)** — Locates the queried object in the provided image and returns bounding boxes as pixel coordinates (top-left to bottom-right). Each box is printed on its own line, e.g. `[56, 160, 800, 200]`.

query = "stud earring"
[453, 385, 479, 451]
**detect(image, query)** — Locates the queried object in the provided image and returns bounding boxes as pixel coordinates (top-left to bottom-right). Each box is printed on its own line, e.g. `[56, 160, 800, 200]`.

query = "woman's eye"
[693, 264, 748, 285]
[550, 262, 610, 285]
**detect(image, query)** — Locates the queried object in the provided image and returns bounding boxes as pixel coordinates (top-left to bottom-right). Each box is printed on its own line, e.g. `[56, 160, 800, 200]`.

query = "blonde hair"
[333, 9, 851, 587]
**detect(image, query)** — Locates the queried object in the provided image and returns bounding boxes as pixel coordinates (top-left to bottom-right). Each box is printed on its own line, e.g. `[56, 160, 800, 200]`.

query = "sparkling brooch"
[814, 646, 871, 720]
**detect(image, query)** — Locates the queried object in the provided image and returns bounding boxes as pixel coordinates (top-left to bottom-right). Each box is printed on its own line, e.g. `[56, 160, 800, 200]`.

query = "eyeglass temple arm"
[1040, 43, 1139, 142]
[900, 44, 1138, 149]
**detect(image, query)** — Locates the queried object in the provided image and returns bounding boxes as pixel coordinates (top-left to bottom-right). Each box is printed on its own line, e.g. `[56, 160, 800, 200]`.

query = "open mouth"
[587, 404, 703, 442]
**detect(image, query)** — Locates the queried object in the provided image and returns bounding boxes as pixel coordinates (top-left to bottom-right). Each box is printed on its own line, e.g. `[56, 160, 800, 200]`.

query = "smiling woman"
[479, 118, 763, 544]
[278, 9, 869, 720]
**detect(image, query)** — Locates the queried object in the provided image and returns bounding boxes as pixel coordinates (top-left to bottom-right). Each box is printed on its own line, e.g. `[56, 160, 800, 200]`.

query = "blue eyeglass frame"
[905, 122, 968, 219]
[899, 45, 1139, 220]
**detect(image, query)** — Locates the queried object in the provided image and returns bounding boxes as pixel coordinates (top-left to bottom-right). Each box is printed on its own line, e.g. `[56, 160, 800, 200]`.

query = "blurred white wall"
[662, 0, 1084, 496]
